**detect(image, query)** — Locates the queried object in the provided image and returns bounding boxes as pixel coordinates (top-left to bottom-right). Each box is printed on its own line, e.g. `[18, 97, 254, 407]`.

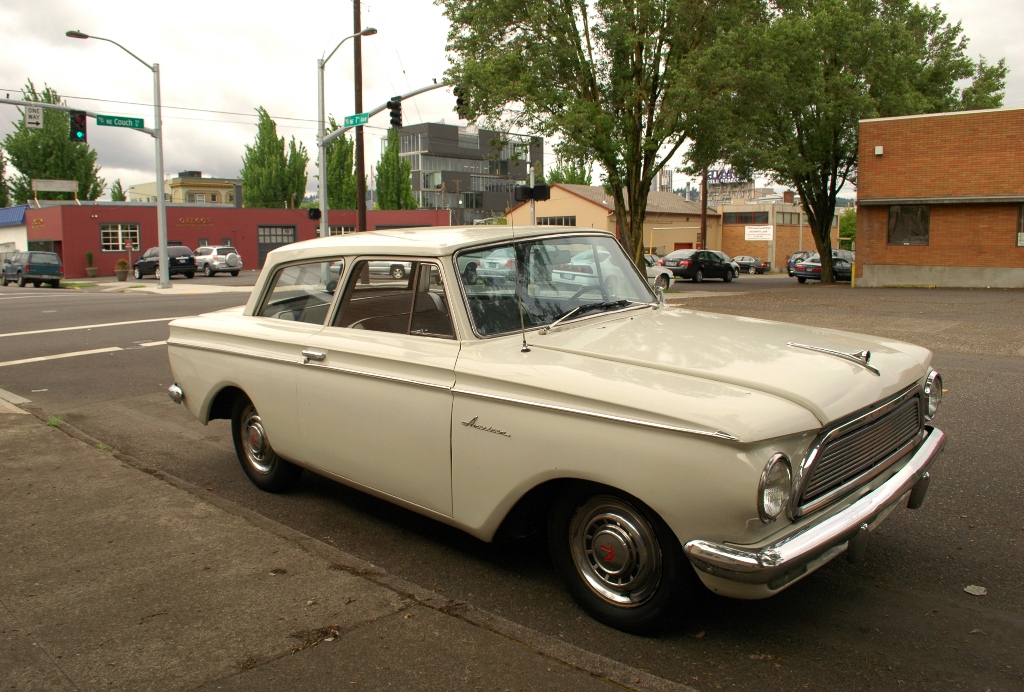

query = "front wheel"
[390, 265, 407, 280]
[133, 267, 143, 280]
[549, 485, 694, 634]
[723, 271, 732, 283]
[463, 264, 477, 284]
[231, 396, 302, 493]
[654, 274, 669, 290]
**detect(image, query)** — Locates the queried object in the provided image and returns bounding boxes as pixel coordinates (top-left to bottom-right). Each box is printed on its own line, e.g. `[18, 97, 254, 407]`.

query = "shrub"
[115, 258, 129, 270]
[85, 250, 94, 267]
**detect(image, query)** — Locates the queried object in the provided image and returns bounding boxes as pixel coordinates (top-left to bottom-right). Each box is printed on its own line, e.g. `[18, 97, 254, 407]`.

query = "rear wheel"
[17, 272, 26, 287]
[463, 263, 478, 284]
[748, 266, 757, 274]
[32, 281, 42, 288]
[692, 270, 703, 283]
[204, 264, 214, 277]
[390, 265, 407, 280]
[184, 271, 195, 279]
[230, 270, 239, 277]
[549, 484, 694, 634]
[231, 396, 302, 493]
[49, 280, 60, 288]
[797, 276, 807, 284]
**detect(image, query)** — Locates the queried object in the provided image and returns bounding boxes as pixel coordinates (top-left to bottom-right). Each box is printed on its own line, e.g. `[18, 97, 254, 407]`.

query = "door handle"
[301, 349, 326, 364]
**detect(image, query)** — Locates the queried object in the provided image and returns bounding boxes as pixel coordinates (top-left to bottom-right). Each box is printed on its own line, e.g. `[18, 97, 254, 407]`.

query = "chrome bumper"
[167, 384, 184, 404]
[684, 425, 945, 589]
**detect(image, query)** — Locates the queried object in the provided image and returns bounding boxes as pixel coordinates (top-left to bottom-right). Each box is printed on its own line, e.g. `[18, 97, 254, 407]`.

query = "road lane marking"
[0, 347, 123, 368]
[139, 340, 167, 347]
[0, 317, 177, 339]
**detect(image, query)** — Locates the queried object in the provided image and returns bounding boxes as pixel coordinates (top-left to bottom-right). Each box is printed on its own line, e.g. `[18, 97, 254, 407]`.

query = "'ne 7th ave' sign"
[343, 112, 368, 127]
[96, 114, 145, 129]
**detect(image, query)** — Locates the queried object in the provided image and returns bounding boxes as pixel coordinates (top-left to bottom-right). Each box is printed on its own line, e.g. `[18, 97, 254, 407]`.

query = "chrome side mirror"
[655, 285, 666, 306]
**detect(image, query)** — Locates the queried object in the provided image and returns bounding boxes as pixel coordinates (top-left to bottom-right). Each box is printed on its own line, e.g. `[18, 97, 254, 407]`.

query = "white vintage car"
[166, 227, 945, 634]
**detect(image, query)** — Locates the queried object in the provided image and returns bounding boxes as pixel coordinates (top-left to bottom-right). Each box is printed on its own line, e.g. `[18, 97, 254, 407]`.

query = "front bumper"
[684, 426, 945, 590]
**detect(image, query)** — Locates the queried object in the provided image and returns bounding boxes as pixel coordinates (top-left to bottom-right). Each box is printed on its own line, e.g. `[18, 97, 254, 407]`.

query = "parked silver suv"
[195, 246, 243, 277]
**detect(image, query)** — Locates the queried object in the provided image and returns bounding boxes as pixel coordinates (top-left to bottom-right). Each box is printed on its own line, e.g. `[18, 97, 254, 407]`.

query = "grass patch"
[46, 416, 62, 428]
[97, 442, 111, 451]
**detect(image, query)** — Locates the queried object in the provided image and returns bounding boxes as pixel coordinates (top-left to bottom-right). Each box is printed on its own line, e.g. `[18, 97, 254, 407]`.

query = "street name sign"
[343, 112, 369, 127]
[25, 105, 43, 129]
[96, 114, 144, 129]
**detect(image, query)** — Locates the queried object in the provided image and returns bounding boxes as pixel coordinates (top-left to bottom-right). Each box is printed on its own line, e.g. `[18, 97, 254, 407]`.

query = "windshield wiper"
[541, 300, 635, 333]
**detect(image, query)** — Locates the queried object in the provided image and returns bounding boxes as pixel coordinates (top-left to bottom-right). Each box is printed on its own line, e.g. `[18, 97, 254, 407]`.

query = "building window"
[210, 193, 218, 203]
[187, 192, 206, 203]
[221, 238, 232, 246]
[723, 211, 770, 224]
[775, 212, 804, 225]
[326, 226, 356, 236]
[198, 238, 209, 246]
[888, 205, 930, 246]
[100, 223, 140, 252]
[228, 194, 234, 203]
[1018, 204, 1024, 247]
[257, 226, 296, 244]
[537, 216, 576, 226]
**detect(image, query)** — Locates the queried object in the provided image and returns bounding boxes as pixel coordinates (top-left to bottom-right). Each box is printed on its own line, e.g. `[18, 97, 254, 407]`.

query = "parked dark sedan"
[133, 246, 197, 279]
[793, 254, 854, 283]
[787, 250, 815, 276]
[661, 249, 734, 282]
[732, 255, 772, 274]
[1, 251, 63, 287]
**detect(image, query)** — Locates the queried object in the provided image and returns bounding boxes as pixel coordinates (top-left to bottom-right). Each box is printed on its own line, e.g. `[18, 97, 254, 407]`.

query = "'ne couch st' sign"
[96, 114, 144, 129]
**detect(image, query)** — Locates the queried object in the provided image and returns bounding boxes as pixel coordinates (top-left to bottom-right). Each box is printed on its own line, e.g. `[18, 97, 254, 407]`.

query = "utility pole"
[354, 0, 367, 232]
[700, 166, 708, 250]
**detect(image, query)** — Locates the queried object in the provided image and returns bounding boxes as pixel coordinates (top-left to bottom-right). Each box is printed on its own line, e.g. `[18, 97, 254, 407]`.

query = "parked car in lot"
[710, 250, 741, 279]
[195, 246, 243, 277]
[644, 254, 675, 290]
[733, 255, 771, 274]
[787, 250, 815, 276]
[133, 246, 197, 279]
[1, 251, 63, 287]
[661, 249, 734, 282]
[166, 226, 945, 634]
[792, 251, 855, 283]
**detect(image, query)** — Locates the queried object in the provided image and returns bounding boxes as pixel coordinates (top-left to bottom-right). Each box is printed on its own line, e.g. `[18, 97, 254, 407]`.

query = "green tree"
[2, 80, 104, 204]
[109, 178, 126, 202]
[374, 129, 417, 210]
[704, 0, 1007, 281]
[439, 0, 761, 266]
[546, 155, 592, 185]
[240, 106, 309, 208]
[839, 207, 856, 247]
[324, 116, 357, 210]
[0, 148, 10, 208]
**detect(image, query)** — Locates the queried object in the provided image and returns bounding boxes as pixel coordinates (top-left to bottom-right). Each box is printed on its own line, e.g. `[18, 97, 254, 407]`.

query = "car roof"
[265, 226, 614, 264]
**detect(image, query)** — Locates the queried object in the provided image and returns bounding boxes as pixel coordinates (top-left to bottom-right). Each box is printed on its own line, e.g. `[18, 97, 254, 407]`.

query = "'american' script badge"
[462, 416, 511, 438]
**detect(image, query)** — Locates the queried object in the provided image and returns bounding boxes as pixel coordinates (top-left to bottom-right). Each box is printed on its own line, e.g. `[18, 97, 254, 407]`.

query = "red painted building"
[23, 205, 452, 278]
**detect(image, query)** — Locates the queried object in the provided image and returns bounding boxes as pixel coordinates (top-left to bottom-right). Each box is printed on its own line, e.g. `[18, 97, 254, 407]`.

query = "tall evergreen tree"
[0, 149, 10, 208]
[109, 178, 127, 202]
[374, 129, 417, 210]
[323, 116, 357, 210]
[2, 80, 104, 204]
[240, 106, 309, 208]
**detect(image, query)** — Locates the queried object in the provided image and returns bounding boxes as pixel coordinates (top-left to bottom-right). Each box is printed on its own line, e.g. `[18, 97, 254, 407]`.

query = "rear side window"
[256, 260, 342, 325]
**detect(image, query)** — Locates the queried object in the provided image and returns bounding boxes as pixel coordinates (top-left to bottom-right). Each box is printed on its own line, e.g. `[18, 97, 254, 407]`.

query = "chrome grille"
[799, 396, 922, 506]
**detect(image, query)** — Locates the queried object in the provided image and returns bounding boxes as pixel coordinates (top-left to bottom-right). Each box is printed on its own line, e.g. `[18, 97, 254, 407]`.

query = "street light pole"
[317, 27, 376, 239]
[66, 30, 170, 289]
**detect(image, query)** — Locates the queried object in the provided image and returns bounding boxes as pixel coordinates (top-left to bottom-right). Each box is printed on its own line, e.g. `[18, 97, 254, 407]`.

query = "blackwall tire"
[692, 270, 703, 283]
[549, 484, 695, 635]
[230, 271, 239, 277]
[748, 266, 757, 274]
[797, 276, 807, 283]
[724, 272, 732, 283]
[134, 267, 143, 280]
[231, 396, 302, 493]
[204, 265, 214, 277]
[17, 273, 26, 287]
[655, 275, 669, 290]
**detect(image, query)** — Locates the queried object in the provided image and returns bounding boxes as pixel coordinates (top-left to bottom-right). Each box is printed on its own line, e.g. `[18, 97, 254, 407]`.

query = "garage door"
[257, 225, 296, 268]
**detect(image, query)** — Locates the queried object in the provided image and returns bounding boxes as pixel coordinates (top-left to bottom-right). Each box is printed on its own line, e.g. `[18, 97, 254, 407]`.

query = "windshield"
[457, 235, 655, 337]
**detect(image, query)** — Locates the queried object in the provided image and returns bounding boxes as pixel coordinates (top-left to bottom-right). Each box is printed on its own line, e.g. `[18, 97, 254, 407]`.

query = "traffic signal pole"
[321, 82, 446, 148]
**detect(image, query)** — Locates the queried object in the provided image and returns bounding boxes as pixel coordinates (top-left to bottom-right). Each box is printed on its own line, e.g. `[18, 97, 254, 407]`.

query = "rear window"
[665, 250, 696, 259]
[29, 252, 61, 265]
[216, 247, 237, 255]
[168, 247, 194, 257]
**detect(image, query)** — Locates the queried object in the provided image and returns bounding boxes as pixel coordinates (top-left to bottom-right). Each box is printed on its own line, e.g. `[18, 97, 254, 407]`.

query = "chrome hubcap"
[241, 407, 273, 473]
[569, 496, 662, 607]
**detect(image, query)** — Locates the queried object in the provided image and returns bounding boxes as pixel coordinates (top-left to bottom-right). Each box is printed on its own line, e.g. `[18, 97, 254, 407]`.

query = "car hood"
[526, 306, 931, 426]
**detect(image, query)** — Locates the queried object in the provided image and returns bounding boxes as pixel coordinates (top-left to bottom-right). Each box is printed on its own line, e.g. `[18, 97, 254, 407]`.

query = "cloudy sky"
[1, 0, 1020, 200]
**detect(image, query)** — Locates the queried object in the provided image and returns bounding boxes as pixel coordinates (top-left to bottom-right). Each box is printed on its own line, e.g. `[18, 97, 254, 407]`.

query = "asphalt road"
[1, 274, 1021, 690]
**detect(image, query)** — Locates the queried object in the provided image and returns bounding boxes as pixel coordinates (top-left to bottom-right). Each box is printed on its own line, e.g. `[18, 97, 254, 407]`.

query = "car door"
[298, 259, 459, 516]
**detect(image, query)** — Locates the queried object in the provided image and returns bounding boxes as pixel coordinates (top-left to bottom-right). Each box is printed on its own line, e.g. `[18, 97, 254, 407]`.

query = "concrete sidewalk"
[0, 403, 688, 691]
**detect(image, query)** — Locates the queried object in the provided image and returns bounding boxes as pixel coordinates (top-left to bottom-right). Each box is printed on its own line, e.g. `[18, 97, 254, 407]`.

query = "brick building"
[18, 204, 450, 278]
[856, 107, 1024, 288]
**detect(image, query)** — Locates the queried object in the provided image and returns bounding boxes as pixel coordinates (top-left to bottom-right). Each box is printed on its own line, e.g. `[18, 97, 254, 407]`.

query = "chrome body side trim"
[167, 339, 300, 366]
[683, 426, 944, 585]
[452, 387, 738, 441]
[790, 383, 922, 518]
[787, 342, 881, 376]
[301, 361, 452, 391]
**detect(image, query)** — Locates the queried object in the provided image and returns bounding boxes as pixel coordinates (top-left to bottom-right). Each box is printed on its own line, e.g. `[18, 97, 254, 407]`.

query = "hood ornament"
[787, 342, 880, 376]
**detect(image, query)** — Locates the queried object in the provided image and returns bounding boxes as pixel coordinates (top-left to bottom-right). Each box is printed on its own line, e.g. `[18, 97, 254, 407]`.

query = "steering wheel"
[567, 284, 603, 305]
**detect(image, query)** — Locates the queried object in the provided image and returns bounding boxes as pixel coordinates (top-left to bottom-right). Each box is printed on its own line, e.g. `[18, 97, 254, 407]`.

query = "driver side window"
[334, 260, 455, 339]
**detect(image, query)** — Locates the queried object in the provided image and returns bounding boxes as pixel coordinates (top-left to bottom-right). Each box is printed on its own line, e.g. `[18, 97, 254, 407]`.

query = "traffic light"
[454, 86, 466, 118]
[69, 110, 87, 143]
[387, 97, 402, 129]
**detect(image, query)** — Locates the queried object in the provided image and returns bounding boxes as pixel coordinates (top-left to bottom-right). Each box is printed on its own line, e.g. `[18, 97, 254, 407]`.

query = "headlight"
[924, 370, 942, 420]
[758, 453, 792, 524]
